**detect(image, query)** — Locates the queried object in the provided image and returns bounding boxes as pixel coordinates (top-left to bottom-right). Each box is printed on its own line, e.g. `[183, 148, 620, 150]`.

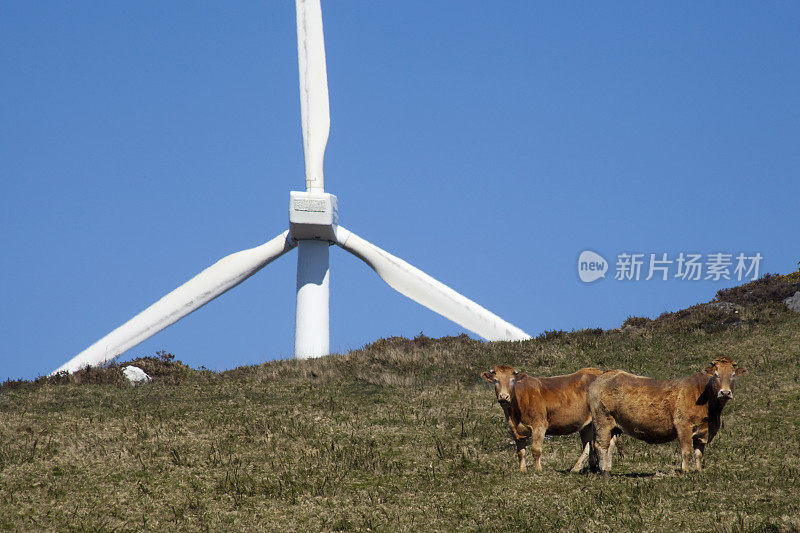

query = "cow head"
[704, 357, 747, 400]
[480, 364, 519, 405]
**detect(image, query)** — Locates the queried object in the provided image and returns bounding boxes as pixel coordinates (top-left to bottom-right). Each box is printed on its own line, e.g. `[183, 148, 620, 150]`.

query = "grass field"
[2, 282, 799, 531]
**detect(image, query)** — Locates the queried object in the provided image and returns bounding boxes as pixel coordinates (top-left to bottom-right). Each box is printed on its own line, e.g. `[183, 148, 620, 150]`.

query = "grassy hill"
[2, 275, 799, 531]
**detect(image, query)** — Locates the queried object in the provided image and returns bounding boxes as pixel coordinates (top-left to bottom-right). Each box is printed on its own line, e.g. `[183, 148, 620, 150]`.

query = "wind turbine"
[52, 0, 530, 375]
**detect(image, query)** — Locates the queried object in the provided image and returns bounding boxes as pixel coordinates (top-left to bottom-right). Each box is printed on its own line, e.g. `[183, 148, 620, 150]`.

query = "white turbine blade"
[52, 231, 297, 375]
[335, 226, 531, 342]
[295, 0, 330, 191]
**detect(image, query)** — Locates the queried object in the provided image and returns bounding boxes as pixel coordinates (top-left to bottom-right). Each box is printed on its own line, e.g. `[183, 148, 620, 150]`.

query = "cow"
[481, 364, 608, 472]
[588, 356, 747, 473]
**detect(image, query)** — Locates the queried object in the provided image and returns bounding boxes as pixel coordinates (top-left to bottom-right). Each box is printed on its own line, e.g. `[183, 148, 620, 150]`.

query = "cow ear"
[480, 371, 494, 382]
[734, 367, 747, 376]
[703, 363, 716, 375]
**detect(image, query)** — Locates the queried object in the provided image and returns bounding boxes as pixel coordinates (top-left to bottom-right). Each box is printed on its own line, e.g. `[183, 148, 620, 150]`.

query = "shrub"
[571, 328, 605, 340]
[536, 330, 567, 342]
[782, 261, 800, 285]
[363, 333, 476, 353]
[123, 350, 190, 385]
[67, 364, 127, 386]
[622, 316, 653, 329]
[26, 365, 127, 387]
[650, 304, 742, 334]
[714, 273, 795, 306]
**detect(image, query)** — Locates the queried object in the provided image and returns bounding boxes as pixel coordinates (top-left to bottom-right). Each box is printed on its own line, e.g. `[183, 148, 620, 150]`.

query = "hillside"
[1, 276, 799, 531]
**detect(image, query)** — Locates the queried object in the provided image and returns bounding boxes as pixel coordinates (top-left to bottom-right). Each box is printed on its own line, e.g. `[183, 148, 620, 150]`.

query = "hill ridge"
[1, 274, 799, 531]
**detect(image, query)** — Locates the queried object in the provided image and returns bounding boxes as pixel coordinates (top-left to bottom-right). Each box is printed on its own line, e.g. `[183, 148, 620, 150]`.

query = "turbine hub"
[289, 190, 338, 242]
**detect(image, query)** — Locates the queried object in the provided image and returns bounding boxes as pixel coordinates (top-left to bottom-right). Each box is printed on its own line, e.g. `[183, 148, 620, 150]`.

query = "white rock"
[122, 365, 152, 386]
[784, 291, 800, 313]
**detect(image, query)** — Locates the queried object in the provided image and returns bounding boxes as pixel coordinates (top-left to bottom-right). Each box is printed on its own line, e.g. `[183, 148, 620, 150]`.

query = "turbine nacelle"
[289, 190, 338, 242]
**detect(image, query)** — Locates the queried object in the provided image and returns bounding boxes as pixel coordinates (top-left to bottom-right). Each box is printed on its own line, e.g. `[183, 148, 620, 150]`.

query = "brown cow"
[481, 365, 607, 472]
[589, 356, 747, 473]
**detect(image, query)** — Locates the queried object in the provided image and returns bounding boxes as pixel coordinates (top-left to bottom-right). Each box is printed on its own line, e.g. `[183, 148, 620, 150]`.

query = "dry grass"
[1, 303, 799, 531]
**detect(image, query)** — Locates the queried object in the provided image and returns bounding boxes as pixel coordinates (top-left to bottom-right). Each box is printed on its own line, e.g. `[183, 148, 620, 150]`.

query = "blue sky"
[2, 2, 798, 380]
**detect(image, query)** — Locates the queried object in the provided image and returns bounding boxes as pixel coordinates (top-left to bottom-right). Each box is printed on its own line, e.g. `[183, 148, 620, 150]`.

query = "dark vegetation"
[715, 273, 797, 306]
[622, 271, 799, 334]
[1, 273, 799, 531]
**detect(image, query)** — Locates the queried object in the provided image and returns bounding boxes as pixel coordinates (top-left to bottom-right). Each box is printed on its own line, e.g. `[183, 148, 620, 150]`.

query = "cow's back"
[589, 370, 682, 443]
[515, 368, 602, 435]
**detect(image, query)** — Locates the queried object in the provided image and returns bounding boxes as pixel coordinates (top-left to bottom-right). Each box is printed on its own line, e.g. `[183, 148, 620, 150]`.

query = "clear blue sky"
[2, 2, 798, 380]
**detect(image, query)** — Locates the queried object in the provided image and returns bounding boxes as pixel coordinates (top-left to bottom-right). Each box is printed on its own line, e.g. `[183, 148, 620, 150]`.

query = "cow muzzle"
[498, 395, 511, 404]
[718, 389, 733, 400]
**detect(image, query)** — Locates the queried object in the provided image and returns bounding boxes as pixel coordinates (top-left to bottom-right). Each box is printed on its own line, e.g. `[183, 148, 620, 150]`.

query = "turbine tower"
[52, 0, 530, 375]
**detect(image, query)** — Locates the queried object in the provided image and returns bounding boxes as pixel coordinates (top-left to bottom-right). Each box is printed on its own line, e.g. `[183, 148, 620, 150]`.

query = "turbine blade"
[334, 226, 531, 342]
[52, 231, 297, 375]
[295, 0, 330, 191]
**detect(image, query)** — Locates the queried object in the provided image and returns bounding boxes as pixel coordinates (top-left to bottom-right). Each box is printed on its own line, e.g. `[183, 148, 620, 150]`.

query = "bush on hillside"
[714, 273, 795, 306]
[622, 316, 653, 329]
[363, 333, 477, 353]
[573, 327, 604, 337]
[652, 304, 742, 334]
[123, 350, 190, 385]
[620, 269, 799, 333]
[0, 350, 191, 391]
[782, 261, 800, 285]
[536, 330, 567, 342]
[35, 364, 126, 387]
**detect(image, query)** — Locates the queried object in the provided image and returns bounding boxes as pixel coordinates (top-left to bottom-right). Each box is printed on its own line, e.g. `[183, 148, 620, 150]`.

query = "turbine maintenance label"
[293, 198, 327, 213]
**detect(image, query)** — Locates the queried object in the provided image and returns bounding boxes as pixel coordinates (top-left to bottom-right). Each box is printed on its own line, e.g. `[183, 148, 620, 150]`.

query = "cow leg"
[693, 440, 705, 472]
[589, 396, 617, 474]
[609, 434, 619, 457]
[516, 439, 527, 472]
[502, 404, 521, 439]
[529, 425, 546, 471]
[677, 428, 694, 473]
[570, 425, 594, 473]
[598, 434, 619, 472]
[594, 425, 616, 474]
